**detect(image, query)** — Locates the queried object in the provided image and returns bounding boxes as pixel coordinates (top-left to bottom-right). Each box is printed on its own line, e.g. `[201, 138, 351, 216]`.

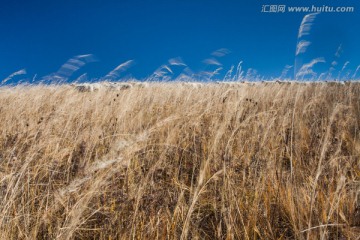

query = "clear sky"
[0, 0, 359, 82]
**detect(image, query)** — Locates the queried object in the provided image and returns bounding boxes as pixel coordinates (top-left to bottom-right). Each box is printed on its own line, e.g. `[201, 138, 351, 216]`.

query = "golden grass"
[0, 82, 359, 239]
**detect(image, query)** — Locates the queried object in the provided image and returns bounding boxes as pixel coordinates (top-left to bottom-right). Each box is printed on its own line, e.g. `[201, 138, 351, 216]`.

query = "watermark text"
[261, 5, 355, 13]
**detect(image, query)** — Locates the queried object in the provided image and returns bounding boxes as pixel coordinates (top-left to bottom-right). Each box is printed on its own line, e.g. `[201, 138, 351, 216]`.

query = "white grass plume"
[294, 13, 318, 77]
[168, 57, 186, 66]
[341, 61, 350, 72]
[233, 61, 244, 81]
[338, 61, 350, 80]
[74, 73, 88, 83]
[198, 71, 214, 79]
[31, 74, 37, 83]
[317, 72, 327, 81]
[296, 40, 311, 55]
[104, 60, 134, 80]
[174, 73, 192, 82]
[210, 67, 223, 80]
[245, 68, 258, 81]
[152, 65, 173, 79]
[211, 48, 231, 57]
[174, 67, 194, 81]
[280, 65, 293, 79]
[162, 65, 173, 74]
[300, 58, 325, 70]
[296, 57, 325, 79]
[352, 65, 360, 79]
[1, 69, 26, 85]
[298, 13, 318, 38]
[183, 67, 193, 76]
[55, 54, 96, 81]
[335, 44, 343, 58]
[223, 65, 234, 81]
[202, 58, 222, 66]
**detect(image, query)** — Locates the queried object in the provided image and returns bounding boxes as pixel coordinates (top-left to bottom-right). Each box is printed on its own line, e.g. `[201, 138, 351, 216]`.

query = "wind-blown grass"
[0, 82, 359, 239]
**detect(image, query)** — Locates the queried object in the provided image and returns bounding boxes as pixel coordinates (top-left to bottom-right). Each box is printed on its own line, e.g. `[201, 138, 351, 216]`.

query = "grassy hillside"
[0, 82, 359, 239]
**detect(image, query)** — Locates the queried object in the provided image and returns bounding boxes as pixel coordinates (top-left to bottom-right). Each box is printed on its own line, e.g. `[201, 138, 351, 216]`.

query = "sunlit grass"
[0, 82, 359, 239]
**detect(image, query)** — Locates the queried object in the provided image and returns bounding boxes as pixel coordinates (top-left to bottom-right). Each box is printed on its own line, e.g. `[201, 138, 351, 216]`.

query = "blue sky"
[0, 0, 359, 82]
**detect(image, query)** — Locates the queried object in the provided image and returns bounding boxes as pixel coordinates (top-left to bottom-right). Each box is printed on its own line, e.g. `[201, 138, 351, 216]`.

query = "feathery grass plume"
[167, 58, 188, 80]
[326, 67, 336, 80]
[74, 73, 88, 83]
[341, 61, 349, 72]
[324, 60, 339, 81]
[223, 65, 234, 81]
[1, 69, 26, 85]
[296, 40, 311, 56]
[199, 69, 223, 81]
[183, 67, 193, 75]
[317, 72, 327, 81]
[31, 74, 37, 83]
[294, 13, 319, 78]
[209, 67, 223, 80]
[233, 61, 244, 81]
[103, 60, 134, 80]
[174, 73, 191, 81]
[56, 54, 96, 82]
[337, 61, 350, 80]
[352, 65, 360, 79]
[298, 13, 318, 38]
[211, 48, 231, 57]
[150, 64, 174, 81]
[168, 57, 187, 66]
[245, 68, 258, 81]
[174, 66, 195, 81]
[335, 44, 343, 58]
[41, 74, 65, 84]
[202, 58, 222, 66]
[162, 65, 173, 74]
[173, 67, 195, 81]
[324, 45, 344, 81]
[343, 70, 351, 80]
[280, 65, 293, 79]
[296, 57, 325, 80]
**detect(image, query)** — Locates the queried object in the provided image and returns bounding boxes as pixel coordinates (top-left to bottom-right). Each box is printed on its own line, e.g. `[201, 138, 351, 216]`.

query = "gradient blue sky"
[0, 0, 359, 81]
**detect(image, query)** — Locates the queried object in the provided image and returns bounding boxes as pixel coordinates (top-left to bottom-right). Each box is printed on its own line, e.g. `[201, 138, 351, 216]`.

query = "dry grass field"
[0, 82, 359, 239]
